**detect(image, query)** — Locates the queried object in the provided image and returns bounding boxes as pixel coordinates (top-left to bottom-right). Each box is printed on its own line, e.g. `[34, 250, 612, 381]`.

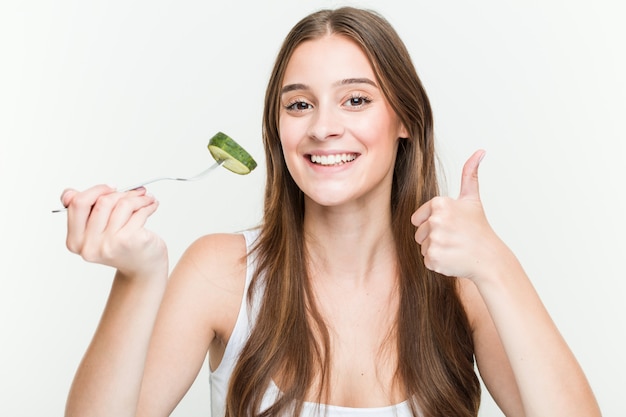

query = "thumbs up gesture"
[411, 150, 506, 282]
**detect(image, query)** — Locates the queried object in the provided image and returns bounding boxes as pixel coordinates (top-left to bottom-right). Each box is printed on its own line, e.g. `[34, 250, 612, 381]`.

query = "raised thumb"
[459, 150, 486, 200]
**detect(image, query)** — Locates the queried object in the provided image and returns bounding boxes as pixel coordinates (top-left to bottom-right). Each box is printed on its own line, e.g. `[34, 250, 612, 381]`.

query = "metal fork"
[52, 161, 223, 213]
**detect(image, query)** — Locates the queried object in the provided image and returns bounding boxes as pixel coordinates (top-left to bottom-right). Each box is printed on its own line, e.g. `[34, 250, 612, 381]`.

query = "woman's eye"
[344, 95, 372, 107]
[285, 100, 312, 111]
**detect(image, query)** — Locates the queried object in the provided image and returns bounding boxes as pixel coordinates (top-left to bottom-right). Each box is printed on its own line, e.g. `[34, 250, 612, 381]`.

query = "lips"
[309, 153, 358, 166]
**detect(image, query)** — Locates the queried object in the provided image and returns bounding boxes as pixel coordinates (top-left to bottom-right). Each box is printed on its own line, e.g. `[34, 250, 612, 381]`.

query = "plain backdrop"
[1, 0, 624, 415]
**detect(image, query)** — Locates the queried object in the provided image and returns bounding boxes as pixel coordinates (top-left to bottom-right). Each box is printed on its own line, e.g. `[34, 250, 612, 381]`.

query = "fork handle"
[51, 162, 222, 213]
[120, 161, 221, 192]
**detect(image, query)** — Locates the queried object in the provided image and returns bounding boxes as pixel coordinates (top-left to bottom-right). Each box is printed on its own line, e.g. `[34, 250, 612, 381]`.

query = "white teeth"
[310, 153, 357, 166]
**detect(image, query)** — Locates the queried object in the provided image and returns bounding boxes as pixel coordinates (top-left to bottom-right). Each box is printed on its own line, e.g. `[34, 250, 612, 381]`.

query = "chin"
[303, 192, 351, 209]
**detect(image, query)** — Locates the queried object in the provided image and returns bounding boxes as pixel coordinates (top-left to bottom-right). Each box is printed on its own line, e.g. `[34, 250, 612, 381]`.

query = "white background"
[1, 0, 625, 415]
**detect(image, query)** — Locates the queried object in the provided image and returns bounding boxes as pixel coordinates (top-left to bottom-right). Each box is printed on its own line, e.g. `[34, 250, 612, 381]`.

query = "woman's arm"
[63, 185, 169, 417]
[465, 250, 600, 417]
[65, 270, 169, 417]
[62, 186, 245, 417]
[412, 151, 601, 417]
[457, 277, 524, 417]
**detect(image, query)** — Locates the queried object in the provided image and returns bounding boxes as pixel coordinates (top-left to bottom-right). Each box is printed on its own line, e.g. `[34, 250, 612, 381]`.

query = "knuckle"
[430, 196, 445, 209]
[65, 238, 81, 254]
[423, 253, 440, 272]
[66, 195, 83, 210]
[80, 246, 99, 263]
[422, 244, 434, 259]
[117, 196, 131, 208]
[80, 238, 105, 263]
[430, 196, 452, 214]
[115, 197, 135, 212]
[95, 193, 116, 208]
[428, 214, 443, 227]
[72, 191, 96, 209]
[60, 189, 77, 207]
[425, 228, 441, 246]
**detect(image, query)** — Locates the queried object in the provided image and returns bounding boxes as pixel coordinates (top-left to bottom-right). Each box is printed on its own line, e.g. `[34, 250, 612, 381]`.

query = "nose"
[306, 104, 344, 141]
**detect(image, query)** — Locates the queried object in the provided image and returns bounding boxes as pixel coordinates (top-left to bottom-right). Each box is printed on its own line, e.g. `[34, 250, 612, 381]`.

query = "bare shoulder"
[176, 233, 247, 278]
[168, 232, 248, 339]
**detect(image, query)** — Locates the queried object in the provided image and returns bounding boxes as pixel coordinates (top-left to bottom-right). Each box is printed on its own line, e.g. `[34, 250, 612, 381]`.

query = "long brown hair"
[226, 7, 480, 417]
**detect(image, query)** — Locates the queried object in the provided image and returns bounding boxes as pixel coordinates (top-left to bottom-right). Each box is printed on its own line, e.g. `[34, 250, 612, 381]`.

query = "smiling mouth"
[309, 153, 358, 166]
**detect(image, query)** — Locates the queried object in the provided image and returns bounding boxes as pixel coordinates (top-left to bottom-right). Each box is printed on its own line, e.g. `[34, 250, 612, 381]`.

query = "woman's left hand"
[411, 150, 507, 282]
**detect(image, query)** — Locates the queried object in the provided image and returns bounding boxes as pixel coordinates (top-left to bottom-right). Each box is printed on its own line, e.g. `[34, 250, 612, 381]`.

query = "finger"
[62, 185, 114, 209]
[459, 149, 486, 200]
[123, 199, 160, 231]
[107, 190, 157, 231]
[60, 189, 78, 207]
[65, 185, 116, 253]
[411, 200, 432, 228]
[83, 190, 137, 237]
[418, 237, 432, 267]
[414, 221, 431, 245]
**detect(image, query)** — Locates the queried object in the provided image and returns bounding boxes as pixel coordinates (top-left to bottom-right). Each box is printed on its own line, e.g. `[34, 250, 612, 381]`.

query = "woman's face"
[278, 34, 407, 209]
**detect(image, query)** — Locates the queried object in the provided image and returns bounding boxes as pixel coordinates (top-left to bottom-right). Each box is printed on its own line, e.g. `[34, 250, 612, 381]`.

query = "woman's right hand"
[61, 185, 167, 278]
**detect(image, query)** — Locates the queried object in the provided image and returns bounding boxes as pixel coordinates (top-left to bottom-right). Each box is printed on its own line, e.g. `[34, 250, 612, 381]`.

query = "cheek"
[278, 115, 296, 149]
[351, 116, 399, 152]
[278, 115, 310, 159]
[278, 120, 300, 174]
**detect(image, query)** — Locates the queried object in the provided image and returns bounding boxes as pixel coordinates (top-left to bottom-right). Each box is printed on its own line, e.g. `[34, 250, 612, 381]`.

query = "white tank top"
[209, 229, 416, 417]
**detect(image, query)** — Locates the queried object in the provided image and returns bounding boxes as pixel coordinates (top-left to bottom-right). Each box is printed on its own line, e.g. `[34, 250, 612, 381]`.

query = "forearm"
[475, 249, 601, 417]
[65, 269, 168, 417]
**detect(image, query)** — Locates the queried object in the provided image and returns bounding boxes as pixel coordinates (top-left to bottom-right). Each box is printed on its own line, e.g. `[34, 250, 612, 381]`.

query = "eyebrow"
[280, 78, 378, 95]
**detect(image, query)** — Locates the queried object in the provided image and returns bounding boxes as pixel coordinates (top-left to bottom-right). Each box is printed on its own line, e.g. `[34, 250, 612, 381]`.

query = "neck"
[303, 198, 397, 286]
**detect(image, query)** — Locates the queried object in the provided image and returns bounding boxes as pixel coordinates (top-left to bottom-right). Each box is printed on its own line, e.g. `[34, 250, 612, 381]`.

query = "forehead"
[283, 35, 375, 84]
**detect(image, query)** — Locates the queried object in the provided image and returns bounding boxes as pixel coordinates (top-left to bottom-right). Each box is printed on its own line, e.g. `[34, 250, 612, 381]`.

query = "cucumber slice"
[208, 132, 257, 175]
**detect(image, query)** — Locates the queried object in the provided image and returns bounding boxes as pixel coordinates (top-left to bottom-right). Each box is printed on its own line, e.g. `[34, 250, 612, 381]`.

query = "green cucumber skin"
[208, 132, 257, 172]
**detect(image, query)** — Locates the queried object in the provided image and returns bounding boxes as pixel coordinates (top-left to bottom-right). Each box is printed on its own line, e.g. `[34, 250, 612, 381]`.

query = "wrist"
[115, 258, 169, 287]
[470, 238, 522, 287]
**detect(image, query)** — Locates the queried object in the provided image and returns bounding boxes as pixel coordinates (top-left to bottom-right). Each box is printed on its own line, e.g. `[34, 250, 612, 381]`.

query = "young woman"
[61, 7, 601, 417]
